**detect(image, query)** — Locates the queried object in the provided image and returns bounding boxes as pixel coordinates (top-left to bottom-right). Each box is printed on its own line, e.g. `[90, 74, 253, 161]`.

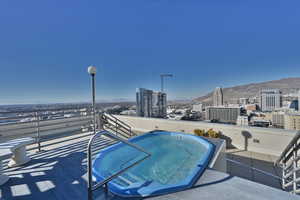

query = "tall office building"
[136, 88, 153, 117]
[259, 89, 282, 112]
[152, 92, 167, 118]
[136, 88, 167, 118]
[213, 87, 223, 106]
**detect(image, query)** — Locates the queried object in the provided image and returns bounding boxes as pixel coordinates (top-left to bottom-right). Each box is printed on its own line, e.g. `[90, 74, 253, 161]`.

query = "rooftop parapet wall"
[114, 115, 297, 156]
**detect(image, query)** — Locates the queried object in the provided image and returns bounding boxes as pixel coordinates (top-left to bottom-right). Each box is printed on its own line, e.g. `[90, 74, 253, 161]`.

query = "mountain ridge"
[194, 77, 300, 104]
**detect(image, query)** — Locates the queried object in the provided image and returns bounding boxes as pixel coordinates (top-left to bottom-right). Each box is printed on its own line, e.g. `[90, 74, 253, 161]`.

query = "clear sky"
[1, 0, 300, 105]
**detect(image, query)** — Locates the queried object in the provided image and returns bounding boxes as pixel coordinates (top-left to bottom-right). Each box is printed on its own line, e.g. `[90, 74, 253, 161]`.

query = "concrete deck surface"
[0, 131, 297, 200]
[150, 169, 298, 200]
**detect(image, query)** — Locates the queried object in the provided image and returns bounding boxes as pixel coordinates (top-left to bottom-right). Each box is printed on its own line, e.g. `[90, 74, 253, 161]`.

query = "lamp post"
[88, 66, 97, 135]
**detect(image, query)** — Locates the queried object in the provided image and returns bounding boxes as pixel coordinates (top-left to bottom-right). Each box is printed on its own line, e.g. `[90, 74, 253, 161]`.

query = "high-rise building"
[136, 88, 167, 118]
[206, 106, 241, 124]
[136, 88, 153, 117]
[259, 89, 282, 112]
[213, 87, 223, 106]
[152, 92, 167, 118]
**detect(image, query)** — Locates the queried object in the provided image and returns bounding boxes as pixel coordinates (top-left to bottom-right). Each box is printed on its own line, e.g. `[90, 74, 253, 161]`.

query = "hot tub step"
[117, 175, 134, 185]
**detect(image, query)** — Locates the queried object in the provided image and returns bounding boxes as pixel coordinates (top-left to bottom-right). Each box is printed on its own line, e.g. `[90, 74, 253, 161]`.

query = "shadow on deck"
[0, 132, 115, 200]
[0, 132, 289, 200]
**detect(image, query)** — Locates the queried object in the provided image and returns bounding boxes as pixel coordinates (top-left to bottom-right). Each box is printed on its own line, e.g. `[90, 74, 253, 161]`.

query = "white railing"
[100, 113, 135, 138]
[0, 108, 94, 151]
[276, 131, 300, 194]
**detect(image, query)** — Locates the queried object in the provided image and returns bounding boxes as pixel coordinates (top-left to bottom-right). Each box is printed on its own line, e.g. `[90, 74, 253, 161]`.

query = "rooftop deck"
[0, 131, 297, 200]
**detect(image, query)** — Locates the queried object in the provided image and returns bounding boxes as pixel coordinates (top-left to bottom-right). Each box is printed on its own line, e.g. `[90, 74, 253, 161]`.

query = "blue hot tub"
[92, 131, 215, 197]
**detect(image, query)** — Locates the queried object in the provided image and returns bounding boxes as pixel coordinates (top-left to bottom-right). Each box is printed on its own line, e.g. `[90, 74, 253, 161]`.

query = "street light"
[88, 65, 97, 134]
[160, 74, 173, 92]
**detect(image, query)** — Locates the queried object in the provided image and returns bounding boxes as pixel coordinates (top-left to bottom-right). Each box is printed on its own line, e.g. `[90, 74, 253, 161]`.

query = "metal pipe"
[276, 131, 300, 165]
[282, 159, 286, 190]
[91, 74, 96, 135]
[35, 112, 41, 152]
[293, 144, 298, 193]
[88, 65, 97, 135]
[87, 134, 93, 200]
[0, 107, 90, 115]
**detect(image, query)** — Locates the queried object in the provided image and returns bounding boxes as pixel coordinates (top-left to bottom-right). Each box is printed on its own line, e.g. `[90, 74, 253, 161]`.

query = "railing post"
[293, 143, 298, 194]
[87, 136, 93, 200]
[98, 113, 103, 130]
[35, 112, 41, 152]
[282, 161, 286, 190]
[115, 118, 118, 136]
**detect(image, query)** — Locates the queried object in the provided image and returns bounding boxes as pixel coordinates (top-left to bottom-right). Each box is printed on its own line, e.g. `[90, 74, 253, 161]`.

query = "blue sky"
[1, 0, 300, 104]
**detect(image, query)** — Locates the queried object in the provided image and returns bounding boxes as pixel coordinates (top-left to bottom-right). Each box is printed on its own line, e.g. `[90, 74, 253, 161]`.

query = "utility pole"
[160, 74, 173, 92]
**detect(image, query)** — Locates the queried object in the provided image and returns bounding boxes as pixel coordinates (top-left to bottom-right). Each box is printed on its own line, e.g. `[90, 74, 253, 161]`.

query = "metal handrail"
[274, 131, 300, 194]
[0, 111, 90, 121]
[103, 124, 130, 139]
[101, 114, 134, 137]
[104, 113, 131, 129]
[0, 113, 91, 124]
[87, 130, 151, 200]
[276, 131, 300, 165]
[0, 107, 91, 114]
[103, 113, 132, 130]
[0, 118, 92, 132]
[104, 120, 132, 138]
[0, 110, 93, 152]
[104, 121, 131, 136]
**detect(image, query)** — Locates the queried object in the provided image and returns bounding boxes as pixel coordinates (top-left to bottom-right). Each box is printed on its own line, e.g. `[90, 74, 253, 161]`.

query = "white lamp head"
[87, 65, 97, 75]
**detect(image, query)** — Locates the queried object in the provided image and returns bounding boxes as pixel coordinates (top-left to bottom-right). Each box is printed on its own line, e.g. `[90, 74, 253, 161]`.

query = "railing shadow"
[1, 133, 117, 200]
[1, 151, 88, 200]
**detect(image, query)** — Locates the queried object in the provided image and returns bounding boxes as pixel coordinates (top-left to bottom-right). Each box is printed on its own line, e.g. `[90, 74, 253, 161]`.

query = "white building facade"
[206, 106, 241, 124]
[259, 89, 282, 112]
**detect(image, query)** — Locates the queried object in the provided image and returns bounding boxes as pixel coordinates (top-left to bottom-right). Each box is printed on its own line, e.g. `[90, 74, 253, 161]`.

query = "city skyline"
[1, 1, 300, 104]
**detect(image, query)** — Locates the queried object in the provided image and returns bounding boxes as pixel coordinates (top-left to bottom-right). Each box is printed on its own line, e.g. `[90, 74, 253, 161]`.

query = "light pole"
[88, 66, 97, 135]
[160, 74, 173, 92]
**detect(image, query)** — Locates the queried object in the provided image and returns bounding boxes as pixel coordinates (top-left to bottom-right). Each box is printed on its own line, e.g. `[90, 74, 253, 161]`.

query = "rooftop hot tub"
[92, 131, 215, 197]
